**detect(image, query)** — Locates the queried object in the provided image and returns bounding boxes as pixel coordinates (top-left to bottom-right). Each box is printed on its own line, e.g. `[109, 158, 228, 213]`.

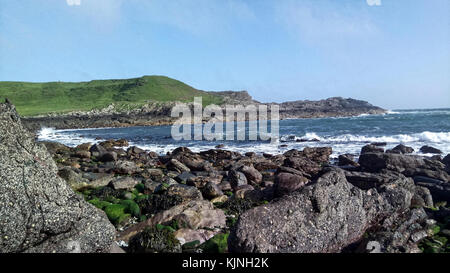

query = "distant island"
[0, 75, 385, 131]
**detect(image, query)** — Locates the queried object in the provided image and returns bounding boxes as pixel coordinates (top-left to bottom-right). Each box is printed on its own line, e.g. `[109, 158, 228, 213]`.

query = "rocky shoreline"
[21, 96, 386, 132]
[40, 137, 450, 253]
[2, 101, 448, 253]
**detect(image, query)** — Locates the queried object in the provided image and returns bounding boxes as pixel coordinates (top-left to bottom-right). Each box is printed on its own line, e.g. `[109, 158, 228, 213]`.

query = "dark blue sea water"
[38, 109, 450, 158]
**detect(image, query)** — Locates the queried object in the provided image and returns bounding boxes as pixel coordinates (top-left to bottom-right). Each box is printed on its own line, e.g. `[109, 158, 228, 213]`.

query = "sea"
[37, 108, 450, 159]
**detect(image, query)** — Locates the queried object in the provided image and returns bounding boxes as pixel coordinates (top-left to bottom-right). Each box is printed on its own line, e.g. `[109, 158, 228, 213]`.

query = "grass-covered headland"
[0, 75, 224, 116]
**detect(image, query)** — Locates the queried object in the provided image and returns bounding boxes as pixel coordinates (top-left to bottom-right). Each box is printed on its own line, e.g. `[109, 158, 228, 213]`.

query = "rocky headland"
[21, 96, 386, 132]
[1, 101, 448, 253]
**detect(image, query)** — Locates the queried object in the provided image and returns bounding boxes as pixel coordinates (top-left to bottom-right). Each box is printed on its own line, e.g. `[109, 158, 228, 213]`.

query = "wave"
[281, 131, 450, 144]
[387, 109, 450, 115]
[37, 127, 102, 147]
[37, 125, 450, 157]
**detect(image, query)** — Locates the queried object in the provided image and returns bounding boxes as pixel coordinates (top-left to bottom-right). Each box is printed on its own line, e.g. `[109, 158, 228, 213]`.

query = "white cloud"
[66, 0, 81, 6]
[366, 0, 382, 6]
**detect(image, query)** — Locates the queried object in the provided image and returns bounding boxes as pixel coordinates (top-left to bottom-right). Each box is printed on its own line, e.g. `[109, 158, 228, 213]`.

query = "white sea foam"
[281, 131, 450, 144]
[37, 127, 102, 147]
[37, 126, 450, 157]
[387, 109, 450, 115]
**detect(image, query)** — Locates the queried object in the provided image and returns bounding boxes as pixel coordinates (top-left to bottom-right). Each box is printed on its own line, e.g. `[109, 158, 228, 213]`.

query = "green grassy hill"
[0, 76, 224, 116]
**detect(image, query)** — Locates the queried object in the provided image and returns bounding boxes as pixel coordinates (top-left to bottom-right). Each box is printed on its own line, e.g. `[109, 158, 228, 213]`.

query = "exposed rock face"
[0, 103, 116, 253]
[228, 168, 414, 253]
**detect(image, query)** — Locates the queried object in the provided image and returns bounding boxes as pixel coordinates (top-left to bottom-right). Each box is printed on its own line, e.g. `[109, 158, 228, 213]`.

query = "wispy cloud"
[66, 0, 81, 6]
[367, 0, 382, 6]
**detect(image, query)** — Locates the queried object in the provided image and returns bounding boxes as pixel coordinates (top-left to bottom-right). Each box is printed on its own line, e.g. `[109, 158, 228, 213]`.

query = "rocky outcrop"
[0, 102, 116, 253]
[275, 97, 386, 119]
[228, 168, 415, 253]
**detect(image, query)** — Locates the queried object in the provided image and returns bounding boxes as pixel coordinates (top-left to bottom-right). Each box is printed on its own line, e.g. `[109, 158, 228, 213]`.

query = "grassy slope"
[0, 76, 224, 116]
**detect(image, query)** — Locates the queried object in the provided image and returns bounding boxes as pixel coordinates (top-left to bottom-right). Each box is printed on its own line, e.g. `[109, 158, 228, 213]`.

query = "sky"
[0, 0, 449, 109]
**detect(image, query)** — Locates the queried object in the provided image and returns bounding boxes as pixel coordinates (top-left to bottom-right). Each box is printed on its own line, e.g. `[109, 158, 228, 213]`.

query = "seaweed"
[128, 226, 181, 253]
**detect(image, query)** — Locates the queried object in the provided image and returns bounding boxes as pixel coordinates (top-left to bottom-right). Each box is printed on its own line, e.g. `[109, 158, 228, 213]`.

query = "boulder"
[127, 146, 145, 155]
[344, 170, 411, 190]
[42, 141, 72, 155]
[166, 184, 203, 202]
[228, 168, 414, 253]
[143, 180, 161, 194]
[301, 147, 332, 163]
[228, 170, 248, 189]
[109, 176, 139, 190]
[89, 144, 107, 158]
[411, 186, 434, 208]
[57, 167, 90, 191]
[387, 144, 414, 154]
[174, 228, 217, 246]
[358, 208, 428, 253]
[82, 172, 115, 188]
[154, 177, 178, 193]
[283, 157, 321, 177]
[167, 159, 191, 173]
[74, 150, 91, 159]
[361, 144, 384, 154]
[113, 160, 141, 175]
[175, 172, 196, 183]
[338, 154, 359, 167]
[274, 172, 309, 197]
[75, 143, 92, 151]
[99, 151, 118, 162]
[119, 200, 226, 242]
[234, 185, 255, 199]
[128, 226, 181, 253]
[0, 102, 115, 253]
[211, 195, 228, 204]
[202, 182, 224, 199]
[420, 145, 442, 154]
[238, 165, 263, 185]
[142, 168, 164, 180]
[413, 176, 450, 202]
[358, 152, 450, 181]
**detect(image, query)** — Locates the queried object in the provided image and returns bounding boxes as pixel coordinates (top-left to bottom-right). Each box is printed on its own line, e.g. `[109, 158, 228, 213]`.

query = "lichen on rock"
[0, 102, 116, 253]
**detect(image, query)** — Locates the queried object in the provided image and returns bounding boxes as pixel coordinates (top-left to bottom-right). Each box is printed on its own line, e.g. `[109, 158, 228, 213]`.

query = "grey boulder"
[0, 102, 116, 253]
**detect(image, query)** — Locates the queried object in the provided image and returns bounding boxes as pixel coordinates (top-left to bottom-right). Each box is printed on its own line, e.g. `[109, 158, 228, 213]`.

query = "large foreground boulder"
[228, 168, 414, 253]
[0, 102, 116, 253]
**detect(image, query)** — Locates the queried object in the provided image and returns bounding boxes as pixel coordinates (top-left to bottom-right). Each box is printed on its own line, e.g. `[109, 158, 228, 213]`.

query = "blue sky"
[0, 0, 449, 109]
